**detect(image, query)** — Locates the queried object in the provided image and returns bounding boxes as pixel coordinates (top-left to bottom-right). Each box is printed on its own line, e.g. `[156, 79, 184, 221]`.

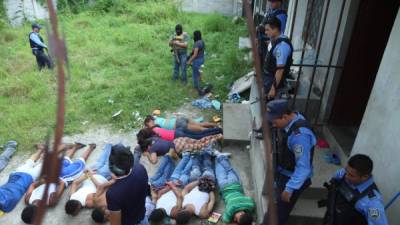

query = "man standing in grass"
[29, 23, 52, 71]
[169, 24, 190, 84]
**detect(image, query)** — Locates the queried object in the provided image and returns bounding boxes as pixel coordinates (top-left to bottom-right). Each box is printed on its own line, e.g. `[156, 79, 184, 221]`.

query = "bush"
[203, 14, 231, 33]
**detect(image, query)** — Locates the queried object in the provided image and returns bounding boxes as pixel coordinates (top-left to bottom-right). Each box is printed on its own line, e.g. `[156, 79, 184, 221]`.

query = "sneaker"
[215, 151, 231, 158]
[6, 140, 18, 149]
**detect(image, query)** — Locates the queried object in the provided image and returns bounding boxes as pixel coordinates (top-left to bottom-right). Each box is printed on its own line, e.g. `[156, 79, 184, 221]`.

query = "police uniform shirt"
[282, 113, 317, 194]
[267, 34, 292, 71]
[29, 32, 47, 49]
[333, 168, 389, 225]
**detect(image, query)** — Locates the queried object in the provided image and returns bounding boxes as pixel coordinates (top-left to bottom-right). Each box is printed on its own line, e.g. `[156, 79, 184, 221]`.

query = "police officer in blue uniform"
[322, 154, 388, 225]
[257, 0, 287, 68]
[261, 99, 317, 225]
[29, 23, 52, 70]
[263, 17, 293, 100]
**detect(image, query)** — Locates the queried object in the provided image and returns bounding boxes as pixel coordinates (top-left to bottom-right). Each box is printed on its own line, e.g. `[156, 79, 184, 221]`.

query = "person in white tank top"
[175, 178, 216, 224]
[20, 143, 95, 224]
[149, 181, 183, 224]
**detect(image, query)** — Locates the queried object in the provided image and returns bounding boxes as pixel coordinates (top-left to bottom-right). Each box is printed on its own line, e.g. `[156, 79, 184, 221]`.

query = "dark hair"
[265, 16, 282, 32]
[137, 128, 157, 144]
[109, 146, 133, 177]
[144, 115, 155, 126]
[198, 176, 216, 193]
[238, 212, 253, 225]
[139, 138, 153, 151]
[348, 154, 373, 176]
[175, 24, 182, 32]
[193, 30, 202, 42]
[149, 208, 167, 223]
[65, 200, 82, 216]
[91, 208, 106, 223]
[175, 210, 191, 224]
[21, 205, 37, 224]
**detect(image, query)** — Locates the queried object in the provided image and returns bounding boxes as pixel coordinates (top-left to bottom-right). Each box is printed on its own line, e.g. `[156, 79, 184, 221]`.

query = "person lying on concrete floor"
[21, 143, 95, 224]
[0, 140, 18, 173]
[144, 115, 217, 132]
[138, 137, 178, 164]
[175, 177, 216, 224]
[137, 124, 222, 142]
[173, 134, 223, 154]
[0, 144, 44, 214]
[215, 153, 255, 225]
[149, 181, 183, 224]
[65, 143, 116, 216]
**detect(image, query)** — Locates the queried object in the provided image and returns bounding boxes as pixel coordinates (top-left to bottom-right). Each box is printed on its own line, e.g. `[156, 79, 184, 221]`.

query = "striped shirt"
[221, 182, 255, 223]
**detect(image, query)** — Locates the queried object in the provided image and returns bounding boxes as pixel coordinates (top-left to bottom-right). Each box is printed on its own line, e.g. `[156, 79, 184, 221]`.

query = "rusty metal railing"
[244, 1, 278, 225]
[33, 0, 68, 224]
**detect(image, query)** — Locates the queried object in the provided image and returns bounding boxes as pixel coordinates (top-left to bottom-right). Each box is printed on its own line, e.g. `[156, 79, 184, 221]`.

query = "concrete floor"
[0, 128, 254, 225]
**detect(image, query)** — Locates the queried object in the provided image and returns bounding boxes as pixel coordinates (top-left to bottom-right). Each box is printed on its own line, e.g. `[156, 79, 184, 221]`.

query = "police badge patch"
[368, 208, 380, 220]
[293, 145, 303, 158]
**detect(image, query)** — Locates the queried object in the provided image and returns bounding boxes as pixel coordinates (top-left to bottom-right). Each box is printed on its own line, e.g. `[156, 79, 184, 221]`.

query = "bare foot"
[34, 144, 47, 151]
[88, 143, 97, 150]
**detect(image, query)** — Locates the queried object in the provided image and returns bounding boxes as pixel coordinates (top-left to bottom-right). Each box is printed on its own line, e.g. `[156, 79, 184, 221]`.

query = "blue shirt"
[148, 137, 175, 156]
[281, 113, 317, 193]
[272, 34, 292, 67]
[0, 172, 33, 212]
[333, 169, 389, 225]
[107, 164, 149, 225]
[29, 32, 47, 48]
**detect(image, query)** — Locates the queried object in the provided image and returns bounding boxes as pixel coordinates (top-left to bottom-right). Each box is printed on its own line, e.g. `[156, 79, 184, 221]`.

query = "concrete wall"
[180, 0, 242, 16]
[351, 10, 400, 225]
[286, 0, 360, 122]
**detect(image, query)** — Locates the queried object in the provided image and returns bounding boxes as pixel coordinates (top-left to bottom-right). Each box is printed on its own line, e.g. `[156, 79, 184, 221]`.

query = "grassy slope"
[0, 1, 250, 152]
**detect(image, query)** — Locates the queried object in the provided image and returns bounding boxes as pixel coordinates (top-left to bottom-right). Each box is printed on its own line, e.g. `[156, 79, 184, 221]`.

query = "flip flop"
[88, 143, 97, 149]
[74, 142, 87, 150]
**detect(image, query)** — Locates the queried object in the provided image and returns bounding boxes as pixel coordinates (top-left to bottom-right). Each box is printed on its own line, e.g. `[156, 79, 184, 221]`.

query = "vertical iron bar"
[304, 0, 331, 116]
[243, 1, 277, 225]
[289, 0, 298, 40]
[34, 0, 67, 224]
[291, 0, 316, 108]
[315, 0, 347, 124]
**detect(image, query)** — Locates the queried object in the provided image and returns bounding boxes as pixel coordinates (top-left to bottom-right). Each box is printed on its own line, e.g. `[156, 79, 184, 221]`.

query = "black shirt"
[106, 164, 149, 225]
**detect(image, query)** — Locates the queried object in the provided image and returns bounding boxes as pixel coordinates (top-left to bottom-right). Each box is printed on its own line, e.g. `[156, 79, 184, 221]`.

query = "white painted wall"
[352, 10, 400, 225]
[180, 0, 242, 16]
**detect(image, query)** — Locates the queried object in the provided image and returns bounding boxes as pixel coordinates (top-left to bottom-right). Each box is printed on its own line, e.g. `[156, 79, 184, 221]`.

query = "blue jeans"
[174, 127, 222, 140]
[190, 150, 215, 181]
[150, 155, 175, 189]
[173, 53, 188, 82]
[170, 153, 193, 186]
[0, 141, 17, 173]
[215, 155, 240, 189]
[192, 57, 204, 89]
[89, 144, 113, 179]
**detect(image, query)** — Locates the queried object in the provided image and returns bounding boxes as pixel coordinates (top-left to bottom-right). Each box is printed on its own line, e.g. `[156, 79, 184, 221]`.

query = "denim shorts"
[175, 117, 189, 129]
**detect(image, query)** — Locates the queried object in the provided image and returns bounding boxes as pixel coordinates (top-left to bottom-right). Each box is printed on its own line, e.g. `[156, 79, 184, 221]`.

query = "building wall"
[286, 0, 360, 122]
[352, 10, 400, 225]
[180, 0, 242, 16]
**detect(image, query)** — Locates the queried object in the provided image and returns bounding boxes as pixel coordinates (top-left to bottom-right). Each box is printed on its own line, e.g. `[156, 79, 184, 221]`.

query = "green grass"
[0, 0, 251, 152]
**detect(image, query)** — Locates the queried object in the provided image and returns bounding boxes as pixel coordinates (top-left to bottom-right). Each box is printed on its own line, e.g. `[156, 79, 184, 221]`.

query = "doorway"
[329, 0, 399, 155]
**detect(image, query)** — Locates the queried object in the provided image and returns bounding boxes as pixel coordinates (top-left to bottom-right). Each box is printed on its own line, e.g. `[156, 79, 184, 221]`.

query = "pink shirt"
[153, 127, 175, 141]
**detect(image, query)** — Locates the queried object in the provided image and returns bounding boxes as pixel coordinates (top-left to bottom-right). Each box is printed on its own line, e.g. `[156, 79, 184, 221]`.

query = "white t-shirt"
[70, 174, 108, 206]
[156, 190, 177, 216]
[29, 183, 57, 205]
[182, 186, 209, 216]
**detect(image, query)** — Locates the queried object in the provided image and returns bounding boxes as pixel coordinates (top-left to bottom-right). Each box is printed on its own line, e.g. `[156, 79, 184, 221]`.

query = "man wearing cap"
[263, 17, 293, 100]
[29, 23, 52, 70]
[262, 99, 316, 225]
[169, 24, 190, 84]
[257, 0, 288, 68]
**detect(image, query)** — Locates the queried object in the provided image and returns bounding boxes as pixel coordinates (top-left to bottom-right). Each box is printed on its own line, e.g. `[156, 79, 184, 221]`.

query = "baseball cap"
[266, 99, 289, 121]
[32, 23, 42, 29]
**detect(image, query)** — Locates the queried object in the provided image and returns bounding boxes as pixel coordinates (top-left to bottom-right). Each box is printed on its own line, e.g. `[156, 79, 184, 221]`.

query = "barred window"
[302, 0, 326, 48]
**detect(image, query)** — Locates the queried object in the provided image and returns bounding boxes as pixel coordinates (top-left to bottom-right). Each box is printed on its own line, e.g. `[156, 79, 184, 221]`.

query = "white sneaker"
[215, 151, 231, 157]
